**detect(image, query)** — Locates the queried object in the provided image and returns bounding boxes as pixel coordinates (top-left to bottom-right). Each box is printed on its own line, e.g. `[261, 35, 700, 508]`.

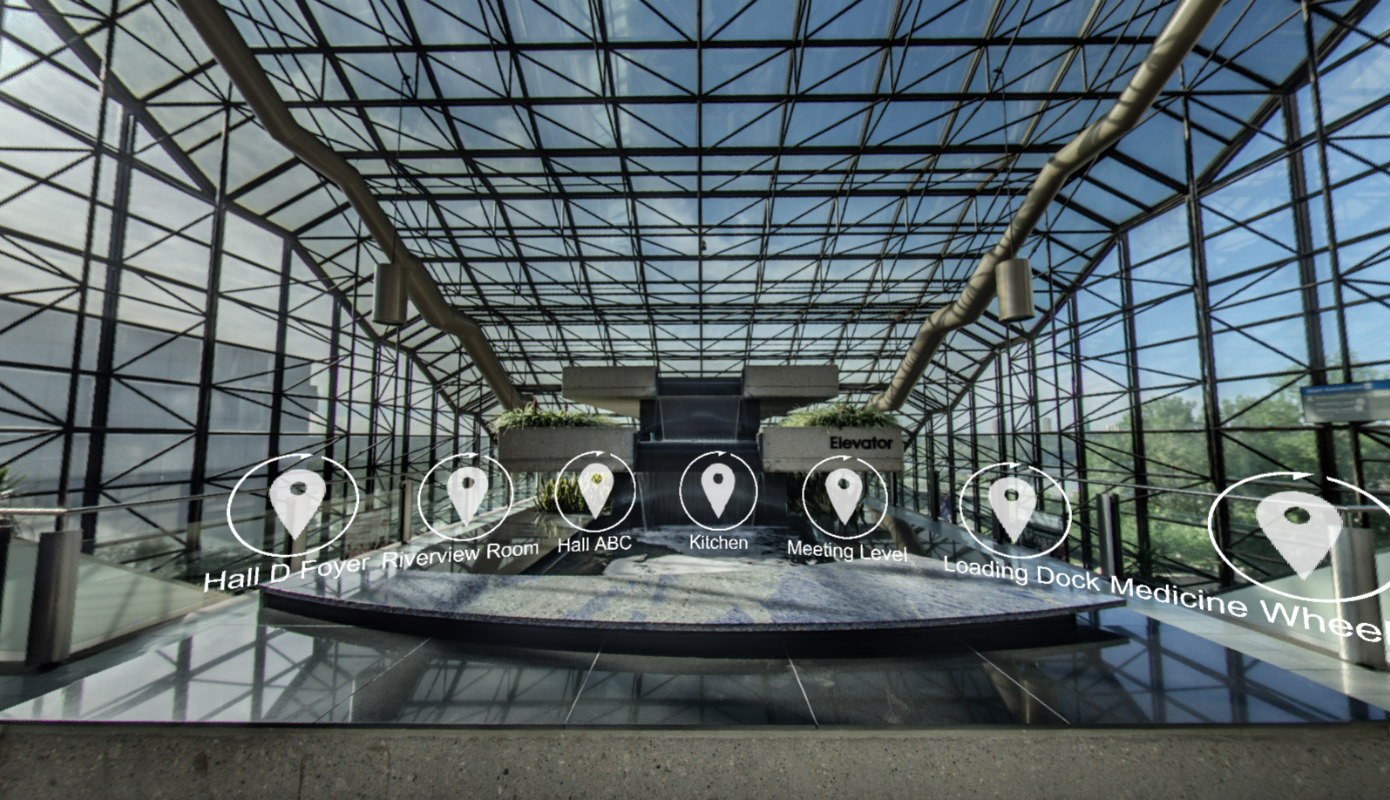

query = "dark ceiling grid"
[829, 0, 944, 383]
[204, 0, 1368, 418]
[326, 0, 551, 393]
[779, 0, 820, 370]
[890, 0, 1020, 364]
[483, 0, 621, 377]
[928, 0, 1384, 426]
[390, 0, 575, 385]
[693, 0, 707, 375]
[914, 0, 1161, 360]
[24, 0, 218, 198]
[13, 0, 475, 425]
[587, 0, 663, 367]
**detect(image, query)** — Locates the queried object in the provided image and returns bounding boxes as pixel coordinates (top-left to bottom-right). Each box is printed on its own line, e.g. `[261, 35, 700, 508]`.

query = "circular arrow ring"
[677, 450, 760, 532]
[555, 451, 637, 533]
[1207, 471, 1390, 604]
[957, 462, 1071, 560]
[226, 453, 360, 559]
[801, 455, 889, 541]
[418, 453, 515, 542]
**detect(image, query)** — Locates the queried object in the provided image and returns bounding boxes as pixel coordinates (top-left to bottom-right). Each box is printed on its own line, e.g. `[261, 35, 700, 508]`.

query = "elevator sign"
[759, 426, 905, 473]
[1300, 381, 1390, 423]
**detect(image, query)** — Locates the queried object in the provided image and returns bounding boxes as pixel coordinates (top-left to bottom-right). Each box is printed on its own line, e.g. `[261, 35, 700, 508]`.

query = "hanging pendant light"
[996, 257, 1035, 323]
[373, 262, 408, 325]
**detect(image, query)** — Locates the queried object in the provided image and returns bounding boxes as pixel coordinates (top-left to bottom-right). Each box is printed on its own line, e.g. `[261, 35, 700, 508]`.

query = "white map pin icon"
[989, 476, 1037, 543]
[578, 462, 614, 518]
[269, 468, 326, 541]
[1255, 490, 1343, 580]
[447, 466, 488, 525]
[701, 463, 735, 519]
[825, 468, 863, 525]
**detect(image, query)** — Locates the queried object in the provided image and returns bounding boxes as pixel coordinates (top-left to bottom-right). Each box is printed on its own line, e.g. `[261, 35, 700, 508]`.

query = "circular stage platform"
[261, 550, 1122, 656]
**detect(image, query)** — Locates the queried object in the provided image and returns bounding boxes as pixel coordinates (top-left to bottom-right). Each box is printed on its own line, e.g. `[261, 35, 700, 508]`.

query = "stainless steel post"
[1097, 494, 1122, 578]
[399, 478, 413, 544]
[185, 519, 201, 555]
[0, 520, 12, 625]
[1330, 523, 1386, 670]
[927, 470, 941, 522]
[26, 528, 81, 667]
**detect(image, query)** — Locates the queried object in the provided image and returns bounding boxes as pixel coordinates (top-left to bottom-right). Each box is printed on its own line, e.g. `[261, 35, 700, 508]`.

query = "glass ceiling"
[72, 0, 1365, 417]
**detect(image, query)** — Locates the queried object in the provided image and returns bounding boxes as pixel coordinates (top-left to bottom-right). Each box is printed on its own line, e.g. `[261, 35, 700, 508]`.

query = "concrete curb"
[2, 723, 1388, 799]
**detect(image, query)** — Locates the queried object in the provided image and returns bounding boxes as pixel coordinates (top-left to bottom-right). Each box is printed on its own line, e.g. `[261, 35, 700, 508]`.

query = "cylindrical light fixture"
[373, 262, 408, 325]
[995, 257, 1035, 323]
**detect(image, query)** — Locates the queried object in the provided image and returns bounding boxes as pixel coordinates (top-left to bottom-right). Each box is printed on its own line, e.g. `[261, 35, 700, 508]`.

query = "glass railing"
[1, 467, 502, 667]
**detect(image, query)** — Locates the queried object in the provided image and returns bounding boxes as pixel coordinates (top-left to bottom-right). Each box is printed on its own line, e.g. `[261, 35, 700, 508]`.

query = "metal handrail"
[2, 469, 419, 519]
[909, 463, 1390, 506]
[0, 469, 430, 557]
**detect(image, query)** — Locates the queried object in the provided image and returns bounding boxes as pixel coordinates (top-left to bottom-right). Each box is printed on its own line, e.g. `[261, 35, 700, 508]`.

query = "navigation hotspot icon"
[227, 453, 360, 559]
[1207, 472, 1390, 603]
[957, 462, 1071, 559]
[1253, 491, 1341, 580]
[578, 462, 615, 518]
[447, 466, 488, 525]
[678, 451, 758, 532]
[800, 455, 888, 540]
[418, 454, 514, 542]
[555, 451, 637, 533]
[268, 468, 326, 541]
[701, 463, 735, 519]
[825, 468, 863, 525]
[987, 475, 1037, 543]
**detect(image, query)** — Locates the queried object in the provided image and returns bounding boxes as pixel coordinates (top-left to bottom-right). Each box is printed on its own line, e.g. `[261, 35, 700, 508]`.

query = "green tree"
[1123, 395, 1215, 576]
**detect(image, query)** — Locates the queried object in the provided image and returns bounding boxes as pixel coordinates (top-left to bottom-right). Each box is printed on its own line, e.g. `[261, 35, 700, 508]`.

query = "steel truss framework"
[216, 0, 1388, 412]
[0, 0, 484, 572]
[915, 1, 1390, 587]
[0, 0, 1387, 584]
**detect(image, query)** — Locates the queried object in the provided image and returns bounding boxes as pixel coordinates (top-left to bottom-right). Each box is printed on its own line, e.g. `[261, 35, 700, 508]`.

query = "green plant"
[0, 465, 22, 534]
[780, 404, 898, 429]
[1126, 536, 1178, 581]
[492, 404, 616, 434]
[534, 475, 590, 514]
[0, 464, 17, 496]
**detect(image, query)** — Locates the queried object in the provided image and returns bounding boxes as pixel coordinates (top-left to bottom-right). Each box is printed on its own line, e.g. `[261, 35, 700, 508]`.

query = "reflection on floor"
[1, 597, 1381, 726]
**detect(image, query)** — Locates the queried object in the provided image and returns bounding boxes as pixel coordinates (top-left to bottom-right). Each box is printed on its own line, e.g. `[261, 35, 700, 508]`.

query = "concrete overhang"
[561, 364, 840, 419]
[561, 366, 658, 417]
[743, 365, 839, 416]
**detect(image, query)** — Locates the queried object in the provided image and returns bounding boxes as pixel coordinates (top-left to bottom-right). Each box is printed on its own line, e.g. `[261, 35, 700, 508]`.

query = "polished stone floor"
[0, 596, 1381, 726]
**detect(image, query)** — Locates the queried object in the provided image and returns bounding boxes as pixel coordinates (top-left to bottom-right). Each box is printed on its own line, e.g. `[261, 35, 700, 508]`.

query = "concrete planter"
[496, 426, 636, 473]
[759, 426, 904, 473]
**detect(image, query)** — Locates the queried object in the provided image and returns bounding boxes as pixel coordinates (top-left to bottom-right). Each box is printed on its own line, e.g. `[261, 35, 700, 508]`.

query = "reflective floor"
[0, 597, 1381, 726]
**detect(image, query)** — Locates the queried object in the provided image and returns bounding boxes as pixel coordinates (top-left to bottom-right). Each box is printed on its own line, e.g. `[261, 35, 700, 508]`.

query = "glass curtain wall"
[0, 0, 487, 576]
[0, 0, 1387, 591]
[920, 3, 1390, 589]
